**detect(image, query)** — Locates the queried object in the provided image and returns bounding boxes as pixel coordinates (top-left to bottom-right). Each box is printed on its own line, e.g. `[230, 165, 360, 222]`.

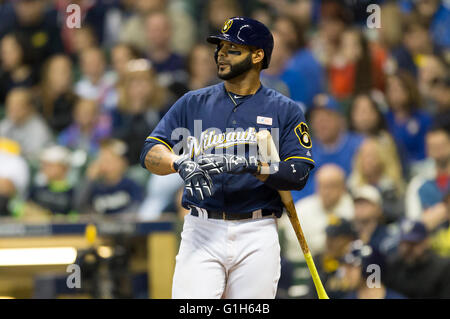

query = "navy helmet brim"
[206, 34, 247, 46]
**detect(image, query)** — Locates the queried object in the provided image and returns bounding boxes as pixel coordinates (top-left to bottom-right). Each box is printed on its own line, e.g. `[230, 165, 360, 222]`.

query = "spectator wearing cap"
[280, 164, 354, 262]
[76, 138, 144, 216]
[305, 218, 358, 299]
[384, 219, 450, 298]
[292, 94, 364, 201]
[25, 145, 77, 219]
[0, 88, 53, 161]
[352, 185, 398, 256]
[0, 138, 29, 216]
[342, 240, 406, 299]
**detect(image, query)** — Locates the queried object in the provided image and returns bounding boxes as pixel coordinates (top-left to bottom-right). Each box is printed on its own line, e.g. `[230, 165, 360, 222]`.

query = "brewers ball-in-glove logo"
[222, 19, 233, 33]
[295, 122, 312, 148]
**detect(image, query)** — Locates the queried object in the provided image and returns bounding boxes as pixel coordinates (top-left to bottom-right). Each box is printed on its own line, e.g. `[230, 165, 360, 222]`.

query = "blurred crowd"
[0, 0, 449, 299]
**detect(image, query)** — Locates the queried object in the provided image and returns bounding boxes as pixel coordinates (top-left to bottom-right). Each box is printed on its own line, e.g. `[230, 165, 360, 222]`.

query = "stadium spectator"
[281, 164, 354, 262]
[0, 88, 53, 161]
[417, 55, 448, 112]
[25, 145, 77, 219]
[203, 0, 243, 41]
[427, 191, 450, 257]
[0, 138, 29, 216]
[101, 0, 136, 49]
[260, 30, 292, 98]
[385, 219, 450, 298]
[328, 28, 373, 101]
[70, 25, 99, 61]
[109, 43, 142, 120]
[74, 47, 116, 112]
[0, 0, 64, 72]
[417, 128, 450, 211]
[405, 127, 450, 221]
[305, 218, 358, 299]
[186, 44, 219, 91]
[119, 0, 195, 56]
[55, 0, 120, 53]
[352, 185, 398, 256]
[429, 75, 450, 131]
[390, 19, 436, 77]
[138, 173, 184, 221]
[111, 43, 142, 84]
[58, 98, 111, 156]
[144, 11, 188, 98]
[348, 93, 402, 166]
[309, 1, 350, 68]
[269, 15, 325, 108]
[38, 54, 78, 134]
[112, 59, 174, 166]
[348, 138, 405, 223]
[293, 94, 364, 200]
[258, 0, 313, 27]
[77, 138, 144, 216]
[342, 240, 405, 299]
[385, 71, 432, 174]
[0, 32, 38, 104]
[409, 0, 450, 51]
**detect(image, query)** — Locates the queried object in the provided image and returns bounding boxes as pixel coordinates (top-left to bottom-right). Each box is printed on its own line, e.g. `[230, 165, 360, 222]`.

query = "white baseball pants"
[172, 212, 281, 299]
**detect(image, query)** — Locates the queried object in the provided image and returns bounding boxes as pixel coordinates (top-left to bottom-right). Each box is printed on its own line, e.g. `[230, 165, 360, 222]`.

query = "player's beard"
[217, 53, 253, 80]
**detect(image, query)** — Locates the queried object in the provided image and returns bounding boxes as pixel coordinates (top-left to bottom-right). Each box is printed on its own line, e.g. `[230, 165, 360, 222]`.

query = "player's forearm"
[144, 144, 179, 175]
[257, 160, 312, 191]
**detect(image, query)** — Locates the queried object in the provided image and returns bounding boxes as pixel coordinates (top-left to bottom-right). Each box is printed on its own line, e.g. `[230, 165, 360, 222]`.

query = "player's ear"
[251, 48, 264, 65]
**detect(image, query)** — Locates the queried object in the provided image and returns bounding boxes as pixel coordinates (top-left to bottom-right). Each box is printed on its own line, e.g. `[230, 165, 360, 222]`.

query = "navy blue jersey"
[140, 82, 314, 214]
[89, 177, 144, 215]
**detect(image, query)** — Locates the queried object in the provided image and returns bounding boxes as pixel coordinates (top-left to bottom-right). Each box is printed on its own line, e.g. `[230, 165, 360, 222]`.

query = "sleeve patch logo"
[222, 19, 233, 33]
[294, 122, 312, 149]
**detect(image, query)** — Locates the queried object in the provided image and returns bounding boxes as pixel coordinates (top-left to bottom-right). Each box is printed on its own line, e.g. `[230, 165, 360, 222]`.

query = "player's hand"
[173, 156, 214, 201]
[198, 154, 259, 175]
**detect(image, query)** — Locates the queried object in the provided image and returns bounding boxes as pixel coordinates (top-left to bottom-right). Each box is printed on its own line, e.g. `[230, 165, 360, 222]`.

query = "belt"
[190, 206, 278, 221]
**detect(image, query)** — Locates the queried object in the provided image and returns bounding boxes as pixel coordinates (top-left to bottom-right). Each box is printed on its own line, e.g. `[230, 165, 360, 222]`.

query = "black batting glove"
[173, 156, 214, 201]
[198, 154, 259, 175]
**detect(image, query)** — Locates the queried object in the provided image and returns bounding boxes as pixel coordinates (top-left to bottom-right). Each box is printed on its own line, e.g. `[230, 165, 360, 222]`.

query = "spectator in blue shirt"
[385, 71, 432, 174]
[341, 240, 406, 299]
[262, 15, 325, 109]
[292, 94, 364, 201]
[77, 138, 144, 216]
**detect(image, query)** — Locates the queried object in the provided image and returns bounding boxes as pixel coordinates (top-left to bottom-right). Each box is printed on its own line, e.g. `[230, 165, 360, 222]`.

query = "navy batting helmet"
[207, 17, 274, 69]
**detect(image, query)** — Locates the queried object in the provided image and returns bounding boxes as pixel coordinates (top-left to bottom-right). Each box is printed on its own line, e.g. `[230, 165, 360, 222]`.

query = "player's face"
[216, 41, 254, 80]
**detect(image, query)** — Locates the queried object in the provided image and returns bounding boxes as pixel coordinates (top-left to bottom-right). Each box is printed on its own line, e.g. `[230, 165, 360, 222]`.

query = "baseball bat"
[256, 130, 329, 299]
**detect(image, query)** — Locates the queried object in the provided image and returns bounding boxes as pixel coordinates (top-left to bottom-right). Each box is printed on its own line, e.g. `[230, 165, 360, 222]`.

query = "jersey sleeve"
[139, 93, 188, 168]
[278, 102, 315, 168]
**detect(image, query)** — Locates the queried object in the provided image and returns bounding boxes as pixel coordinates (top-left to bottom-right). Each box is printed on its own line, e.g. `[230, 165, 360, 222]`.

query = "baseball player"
[140, 17, 315, 299]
